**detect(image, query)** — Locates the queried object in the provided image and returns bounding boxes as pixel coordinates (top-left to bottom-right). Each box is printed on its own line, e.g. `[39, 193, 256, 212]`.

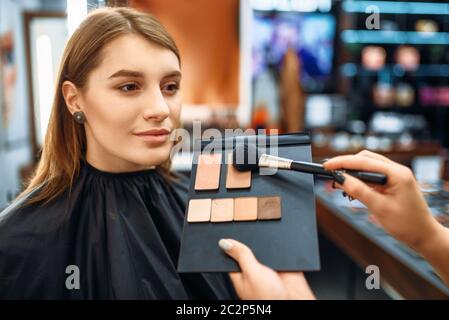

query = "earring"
[73, 111, 86, 124]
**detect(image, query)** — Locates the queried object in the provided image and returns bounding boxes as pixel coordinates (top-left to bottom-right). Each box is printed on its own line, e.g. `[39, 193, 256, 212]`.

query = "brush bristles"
[258, 154, 292, 169]
[232, 143, 260, 172]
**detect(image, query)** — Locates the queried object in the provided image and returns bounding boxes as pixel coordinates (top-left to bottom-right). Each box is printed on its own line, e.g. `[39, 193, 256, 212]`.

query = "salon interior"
[1, 0, 449, 299]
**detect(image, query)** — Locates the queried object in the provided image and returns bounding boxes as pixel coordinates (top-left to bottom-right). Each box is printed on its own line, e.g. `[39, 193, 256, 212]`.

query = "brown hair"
[18, 7, 181, 205]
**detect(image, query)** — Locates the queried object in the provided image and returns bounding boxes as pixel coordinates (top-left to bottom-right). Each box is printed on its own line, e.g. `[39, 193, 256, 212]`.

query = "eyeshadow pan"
[187, 198, 211, 223]
[258, 196, 281, 220]
[226, 152, 251, 189]
[194, 153, 222, 191]
[234, 197, 258, 221]
[210, 198, 234, 223]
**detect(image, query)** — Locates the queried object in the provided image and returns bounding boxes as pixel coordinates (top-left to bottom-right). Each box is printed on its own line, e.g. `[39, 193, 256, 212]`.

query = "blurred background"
[1, 0, 449, 299]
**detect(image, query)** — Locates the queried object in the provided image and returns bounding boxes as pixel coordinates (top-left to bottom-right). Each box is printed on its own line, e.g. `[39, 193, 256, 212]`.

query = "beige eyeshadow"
[210, 198, 234, 223]
[194, 153, 222, 191]
[226, 152, 251, 189]
[234, 197, 258, 221]
[187, 198, 212, 223]
[257, 196, 282, 220]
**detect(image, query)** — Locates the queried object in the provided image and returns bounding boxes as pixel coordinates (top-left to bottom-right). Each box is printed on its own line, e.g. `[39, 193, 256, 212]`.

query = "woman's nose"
[142, 89, 170, 121]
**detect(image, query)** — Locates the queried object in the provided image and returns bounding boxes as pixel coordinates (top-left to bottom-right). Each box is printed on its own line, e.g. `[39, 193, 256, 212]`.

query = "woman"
[221, 150, 449, 299]
[0, 7, 245, 299]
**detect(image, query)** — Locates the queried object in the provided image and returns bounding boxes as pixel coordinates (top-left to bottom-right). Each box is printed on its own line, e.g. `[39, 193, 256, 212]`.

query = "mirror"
[23, 11, 67, 158]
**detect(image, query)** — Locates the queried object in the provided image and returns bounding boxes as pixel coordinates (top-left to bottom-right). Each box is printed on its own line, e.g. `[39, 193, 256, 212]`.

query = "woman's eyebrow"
[108, 69, 145, 79]
[163, 70, 182, 79]
[108, 69, 182, 80]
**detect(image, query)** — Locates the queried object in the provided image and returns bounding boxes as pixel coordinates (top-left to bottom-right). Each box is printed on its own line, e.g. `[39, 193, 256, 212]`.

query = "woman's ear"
[62, 80, 83, 115]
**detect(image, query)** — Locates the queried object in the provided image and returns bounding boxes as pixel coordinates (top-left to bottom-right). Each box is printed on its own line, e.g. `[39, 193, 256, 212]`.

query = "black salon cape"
[0, 162, 237, 299]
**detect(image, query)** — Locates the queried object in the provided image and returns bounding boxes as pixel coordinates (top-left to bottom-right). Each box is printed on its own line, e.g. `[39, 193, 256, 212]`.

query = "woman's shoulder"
[0, 188, 42, 249]
[0, 185, 43, 221]
[169, 171, 189, 190]
[167, 171, 190, 204]
[0, 183, 66, 229]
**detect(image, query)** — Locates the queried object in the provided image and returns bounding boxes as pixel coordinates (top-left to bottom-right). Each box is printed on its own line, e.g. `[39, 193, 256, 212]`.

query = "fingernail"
[332, 171, 345, 185]
[320, 158, 330, 164]
[342, 191, 348, 198]
[218, 239, 234, 251]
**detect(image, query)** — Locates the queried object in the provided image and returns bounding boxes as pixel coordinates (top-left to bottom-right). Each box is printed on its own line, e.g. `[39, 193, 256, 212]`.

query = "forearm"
[416, 222, 449, 288]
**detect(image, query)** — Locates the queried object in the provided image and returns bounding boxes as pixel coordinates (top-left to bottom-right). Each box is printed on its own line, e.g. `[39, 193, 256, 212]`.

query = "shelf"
[342, 30, 449, 45]
[341, 63, 449, 77]
[342, 1, 449, 16]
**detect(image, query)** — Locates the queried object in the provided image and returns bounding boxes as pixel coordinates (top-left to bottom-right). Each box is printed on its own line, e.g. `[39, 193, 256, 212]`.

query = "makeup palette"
[178, 133, 320, 273]
[187, 196, 281, 223]
[187, 198, 211, 223]
[211, 198, 234, 223]
[194, 153, 222, 190]
[257, 196, 282, 220]
[225, 152, 251, 189]
[234, 197, 258, 221]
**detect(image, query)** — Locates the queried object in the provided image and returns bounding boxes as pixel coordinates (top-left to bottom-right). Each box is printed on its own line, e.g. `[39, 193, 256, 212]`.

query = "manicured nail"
[332, 171, 346, 185]
[218, 239, 234, 251]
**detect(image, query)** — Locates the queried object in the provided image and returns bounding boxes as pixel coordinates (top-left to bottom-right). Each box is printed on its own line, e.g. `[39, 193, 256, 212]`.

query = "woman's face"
[77, 34, 181, 172]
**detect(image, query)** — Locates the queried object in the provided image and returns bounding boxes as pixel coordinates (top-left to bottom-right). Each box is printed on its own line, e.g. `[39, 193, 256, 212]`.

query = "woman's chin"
[121, 141, 172, 168]
[134, 149, 171, 167]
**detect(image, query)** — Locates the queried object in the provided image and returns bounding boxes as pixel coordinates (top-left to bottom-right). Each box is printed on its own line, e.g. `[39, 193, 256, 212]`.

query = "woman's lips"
[132, 128, 171, 144]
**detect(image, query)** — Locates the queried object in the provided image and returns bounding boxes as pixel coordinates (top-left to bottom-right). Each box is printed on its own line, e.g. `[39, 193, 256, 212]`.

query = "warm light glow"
[67, 0, 88, 36]
[36, 35, 54, 144]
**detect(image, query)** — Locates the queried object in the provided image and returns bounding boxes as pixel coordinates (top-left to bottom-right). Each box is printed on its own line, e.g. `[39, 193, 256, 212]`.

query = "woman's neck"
[85, 140, 155, 173]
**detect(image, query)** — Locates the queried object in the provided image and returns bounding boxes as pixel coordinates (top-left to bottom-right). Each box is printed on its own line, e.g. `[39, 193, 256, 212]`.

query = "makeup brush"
[232, 143, 387, 185]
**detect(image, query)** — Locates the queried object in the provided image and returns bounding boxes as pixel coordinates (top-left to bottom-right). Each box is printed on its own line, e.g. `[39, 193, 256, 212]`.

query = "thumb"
[218, 238, 260, 273]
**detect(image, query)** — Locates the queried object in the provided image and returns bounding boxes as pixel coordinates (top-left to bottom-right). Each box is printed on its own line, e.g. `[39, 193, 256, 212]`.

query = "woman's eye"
[162, 83, 180, 94]
[119, 83, 139, 92]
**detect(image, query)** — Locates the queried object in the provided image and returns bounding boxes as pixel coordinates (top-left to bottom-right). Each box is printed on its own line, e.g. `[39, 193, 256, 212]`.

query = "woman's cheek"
[168, 98, 182, 123]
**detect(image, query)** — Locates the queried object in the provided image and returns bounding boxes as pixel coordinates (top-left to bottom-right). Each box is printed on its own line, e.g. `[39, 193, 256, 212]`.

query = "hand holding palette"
[177, 133, 320, 273]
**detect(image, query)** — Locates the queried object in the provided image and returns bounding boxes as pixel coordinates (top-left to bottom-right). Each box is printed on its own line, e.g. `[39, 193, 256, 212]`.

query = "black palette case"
[177, 132, 320, 272]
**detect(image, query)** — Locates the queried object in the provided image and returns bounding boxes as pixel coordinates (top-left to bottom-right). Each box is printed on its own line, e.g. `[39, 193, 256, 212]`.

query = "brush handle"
[290, 161, 329, 176]
[290, 161, 387, 185]
[344, 170, 388, 185]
